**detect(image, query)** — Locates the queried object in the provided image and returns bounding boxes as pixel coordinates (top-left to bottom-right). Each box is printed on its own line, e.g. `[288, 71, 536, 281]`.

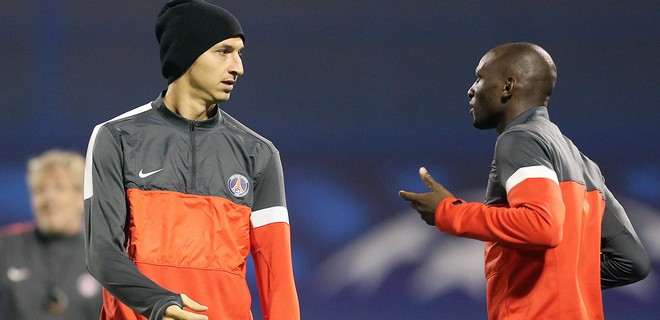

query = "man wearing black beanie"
[83, 1, 300, 320]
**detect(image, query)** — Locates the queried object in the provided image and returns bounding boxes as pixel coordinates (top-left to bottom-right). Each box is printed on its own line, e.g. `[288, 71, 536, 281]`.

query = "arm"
[407, 169, 564, 249]
[600, 185, 650, 289]
[401, 131, 565, 249]
[436, 171, 564, 249]
[83, 125, 183, 320]
[250, 152, 300, 320]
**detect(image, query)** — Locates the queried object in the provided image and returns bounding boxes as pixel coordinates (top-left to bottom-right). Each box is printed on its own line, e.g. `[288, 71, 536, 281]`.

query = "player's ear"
[503, 78, 515, 96]
[501, 77, 515, 102]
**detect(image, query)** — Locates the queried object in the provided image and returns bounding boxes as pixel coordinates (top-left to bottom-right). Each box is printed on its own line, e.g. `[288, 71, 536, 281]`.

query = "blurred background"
[1, 1, 658, 319]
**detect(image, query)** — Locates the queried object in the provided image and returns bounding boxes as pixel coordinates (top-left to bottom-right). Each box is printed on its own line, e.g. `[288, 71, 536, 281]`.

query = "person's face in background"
[29, 166, 83, 236]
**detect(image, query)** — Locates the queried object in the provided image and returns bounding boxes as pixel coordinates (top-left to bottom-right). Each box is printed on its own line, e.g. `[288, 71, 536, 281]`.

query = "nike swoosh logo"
[7, 267, 30, 282]
[138, 168, 163, 178]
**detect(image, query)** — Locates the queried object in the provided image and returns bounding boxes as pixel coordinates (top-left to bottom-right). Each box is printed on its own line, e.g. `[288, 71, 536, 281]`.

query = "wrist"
[435, 196, 462, 227]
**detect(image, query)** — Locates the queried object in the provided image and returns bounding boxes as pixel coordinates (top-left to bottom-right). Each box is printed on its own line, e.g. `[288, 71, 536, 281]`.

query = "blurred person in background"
[0, 149, 102, 319]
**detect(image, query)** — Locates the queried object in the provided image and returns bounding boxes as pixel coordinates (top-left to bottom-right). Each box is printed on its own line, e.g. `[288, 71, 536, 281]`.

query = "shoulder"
[0, 225, 34, 250]
[496, 127, 546, 154]
[494, 124, 556, 175]
[95, 101, 155, 131]
[220, 110, 278, 154]
[0, 222, 35, 238]
[88, 101, 156, 146]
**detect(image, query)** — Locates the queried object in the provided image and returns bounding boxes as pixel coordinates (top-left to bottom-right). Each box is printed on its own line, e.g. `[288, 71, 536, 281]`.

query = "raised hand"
[398, 167, 454, 225]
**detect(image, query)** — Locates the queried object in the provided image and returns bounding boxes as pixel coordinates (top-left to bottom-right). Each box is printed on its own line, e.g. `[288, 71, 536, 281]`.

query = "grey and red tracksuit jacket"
[83, 93, 299, 320]
[435, 107, 649, 319]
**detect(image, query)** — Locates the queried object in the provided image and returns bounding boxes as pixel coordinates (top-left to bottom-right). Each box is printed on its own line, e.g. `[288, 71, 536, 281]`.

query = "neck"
[36, 225, 81, 240]
[163, 84, 216, 121]
[496, 101, 540, 134]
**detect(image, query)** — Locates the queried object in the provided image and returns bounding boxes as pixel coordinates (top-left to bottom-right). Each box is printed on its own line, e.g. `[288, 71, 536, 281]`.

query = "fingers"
[399, 167, 438, 199]
[164, 294, 209, 320]
[164, 305, 208, 320]
[400, 167, 452, 228]
[181, 294, 208, 312]
[418, 167, 438, 191]
[398, 190, 420, 202]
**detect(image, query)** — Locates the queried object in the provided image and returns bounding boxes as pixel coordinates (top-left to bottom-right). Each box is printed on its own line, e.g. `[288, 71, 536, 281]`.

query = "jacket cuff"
[435, 196, 463, 229]
[149, 294, 184, 320]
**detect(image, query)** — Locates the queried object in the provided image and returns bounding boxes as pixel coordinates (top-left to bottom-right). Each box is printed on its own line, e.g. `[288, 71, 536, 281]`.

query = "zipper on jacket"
[189, 121, 197, 190]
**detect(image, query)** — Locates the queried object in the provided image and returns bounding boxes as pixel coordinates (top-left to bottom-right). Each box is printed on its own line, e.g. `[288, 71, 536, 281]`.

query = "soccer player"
[0, 150, 102, 319]
[83, 1, 299, 319]
[399, 42, 650, 319]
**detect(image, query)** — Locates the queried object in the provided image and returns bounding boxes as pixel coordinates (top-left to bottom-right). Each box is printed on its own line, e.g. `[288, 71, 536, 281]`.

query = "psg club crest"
[228, 174, 249, 197]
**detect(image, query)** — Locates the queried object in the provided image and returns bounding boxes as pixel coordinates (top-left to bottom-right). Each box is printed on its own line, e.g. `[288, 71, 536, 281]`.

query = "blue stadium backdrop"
[1, 1, 658, 319]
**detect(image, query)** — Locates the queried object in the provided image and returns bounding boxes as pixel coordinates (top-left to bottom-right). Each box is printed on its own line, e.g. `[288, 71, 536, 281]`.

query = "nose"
[229, 53, 244, 77]
[40, 187, 58, 202]
[467, 87, 475, 99]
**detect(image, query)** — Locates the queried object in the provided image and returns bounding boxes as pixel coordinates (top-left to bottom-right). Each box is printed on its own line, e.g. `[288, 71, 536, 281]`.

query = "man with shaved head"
[470, 43, 557, 131]
[400, 43, 649, 319]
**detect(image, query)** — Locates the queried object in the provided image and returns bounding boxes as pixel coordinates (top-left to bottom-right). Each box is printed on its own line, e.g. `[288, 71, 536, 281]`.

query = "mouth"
[221, 79, 236, 91]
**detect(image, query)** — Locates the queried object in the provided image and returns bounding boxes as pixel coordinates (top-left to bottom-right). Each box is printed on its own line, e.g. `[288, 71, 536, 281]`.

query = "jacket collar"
[151, 91, 222, 129]
[503, 106, 549, 132]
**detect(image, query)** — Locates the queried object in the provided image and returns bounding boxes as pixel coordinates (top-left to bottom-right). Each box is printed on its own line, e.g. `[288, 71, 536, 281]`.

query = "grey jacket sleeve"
[600, 185, 650, 289]
[83, 125, 183, 319]
[252, 150, 287, 211]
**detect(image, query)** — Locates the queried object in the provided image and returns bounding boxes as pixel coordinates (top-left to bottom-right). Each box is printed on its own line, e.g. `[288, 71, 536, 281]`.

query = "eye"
[238, 49, 244, 56]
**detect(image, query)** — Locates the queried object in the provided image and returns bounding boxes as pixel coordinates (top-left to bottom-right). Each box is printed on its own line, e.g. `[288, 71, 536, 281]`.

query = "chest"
[119, 127, 261, 206]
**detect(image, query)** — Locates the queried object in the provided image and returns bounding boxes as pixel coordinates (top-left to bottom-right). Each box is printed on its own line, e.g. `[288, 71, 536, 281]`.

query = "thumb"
[419, 167, 438, 191]
[181, 294, 208, 312]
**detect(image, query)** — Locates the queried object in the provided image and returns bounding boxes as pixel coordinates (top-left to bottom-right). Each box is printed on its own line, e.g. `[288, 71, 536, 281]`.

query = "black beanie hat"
[156, 0, 244, 83]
